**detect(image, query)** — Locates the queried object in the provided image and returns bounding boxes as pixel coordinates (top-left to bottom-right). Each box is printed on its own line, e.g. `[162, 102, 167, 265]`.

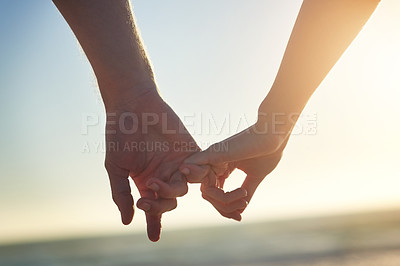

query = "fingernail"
[181, 168, 190, 175]
[139, 202, 151, 211]
[148, 183, 160, 192]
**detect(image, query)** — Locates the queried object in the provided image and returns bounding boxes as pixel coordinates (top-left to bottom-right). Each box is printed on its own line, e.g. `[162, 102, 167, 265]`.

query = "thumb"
[179, 163, 211, 183]
[182, 143, 231, 165]
[183, 150, 211, 165]
[180, 151, 213, 183]
[184, 132, 253, 166]
[201, 126, 281, 165]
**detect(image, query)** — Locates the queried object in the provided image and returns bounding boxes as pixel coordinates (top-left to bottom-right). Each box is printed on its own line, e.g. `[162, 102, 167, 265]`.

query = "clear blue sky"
[0, 0, 399, 244]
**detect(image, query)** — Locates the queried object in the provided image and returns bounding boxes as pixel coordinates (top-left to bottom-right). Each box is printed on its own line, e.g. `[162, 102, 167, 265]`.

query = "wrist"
[257, 92, 298, 139]
[100, 79, 159, 112]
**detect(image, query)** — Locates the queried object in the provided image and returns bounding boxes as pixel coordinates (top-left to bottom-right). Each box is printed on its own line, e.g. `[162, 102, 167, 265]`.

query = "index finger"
[105, 160, 134, 225]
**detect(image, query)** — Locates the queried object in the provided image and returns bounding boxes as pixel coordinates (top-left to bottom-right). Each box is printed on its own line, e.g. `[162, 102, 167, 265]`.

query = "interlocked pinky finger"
[137, 197, 178, 215]
[202, 193, 248, 215]
[146, 171, 188, 199]
[200, 185, 247, 204]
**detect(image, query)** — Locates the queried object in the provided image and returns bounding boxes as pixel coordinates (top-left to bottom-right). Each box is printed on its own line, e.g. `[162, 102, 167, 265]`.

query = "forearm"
[53, 0, 157, 109]
[258, 0, 380, 135]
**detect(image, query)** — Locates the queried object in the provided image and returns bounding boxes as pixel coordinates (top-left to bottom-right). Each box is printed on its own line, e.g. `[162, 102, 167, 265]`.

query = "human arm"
[180, 0, 380, 219]
[52, 0, 155, 108]
[52, 0, 197, 241]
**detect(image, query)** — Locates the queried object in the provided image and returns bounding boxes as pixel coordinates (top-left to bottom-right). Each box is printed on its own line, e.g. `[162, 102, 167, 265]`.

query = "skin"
[52, 0, 198, 242]
[53, 0, 380, 239]
[104, 90, 199, 241]
[178, 0, 380, 219]
[180, 135, 289, 221]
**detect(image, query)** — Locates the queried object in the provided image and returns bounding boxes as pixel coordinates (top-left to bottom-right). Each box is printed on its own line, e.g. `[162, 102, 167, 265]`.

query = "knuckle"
[171, 199, 178, 210]
[111, 192, 121, 203]
[112, 195, 118, 204]
[112, 192, 131, 204]
[201, 192, 209, 201]
[179, 183, 189, 197]
[238, 199, 248, 208]
[104, 159, 112, 171]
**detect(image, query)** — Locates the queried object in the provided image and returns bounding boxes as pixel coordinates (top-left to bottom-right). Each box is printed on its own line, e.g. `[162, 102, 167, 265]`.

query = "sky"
[0, 0, 399, 244]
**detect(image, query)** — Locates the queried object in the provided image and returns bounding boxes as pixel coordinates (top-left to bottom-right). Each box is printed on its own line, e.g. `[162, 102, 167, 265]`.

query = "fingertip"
[146, 214, 161, 242]
[117, 198, 134, 225]
[179, 167, 190, 175]
[122, 215, 132, 225]
[147, 182, 160, 192]
[120, 207, 134, 225]
[232, 212, 242, 222]
[149, 234, 160, 242]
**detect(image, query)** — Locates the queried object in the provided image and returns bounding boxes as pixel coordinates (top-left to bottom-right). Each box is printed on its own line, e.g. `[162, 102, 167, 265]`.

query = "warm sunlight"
[0, 0, 399, 265]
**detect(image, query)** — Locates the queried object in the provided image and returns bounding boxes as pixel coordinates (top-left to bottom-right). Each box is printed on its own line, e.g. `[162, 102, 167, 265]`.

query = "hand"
[105, 90, 198, 242]
[180, 124, 289, 221]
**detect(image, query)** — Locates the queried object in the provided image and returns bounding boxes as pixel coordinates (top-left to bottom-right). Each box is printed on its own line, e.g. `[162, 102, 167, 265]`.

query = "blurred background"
[0, 0, 399, 265]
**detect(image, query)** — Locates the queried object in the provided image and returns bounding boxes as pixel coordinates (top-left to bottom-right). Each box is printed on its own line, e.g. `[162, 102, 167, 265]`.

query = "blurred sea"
[1, 209, 400, 266]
